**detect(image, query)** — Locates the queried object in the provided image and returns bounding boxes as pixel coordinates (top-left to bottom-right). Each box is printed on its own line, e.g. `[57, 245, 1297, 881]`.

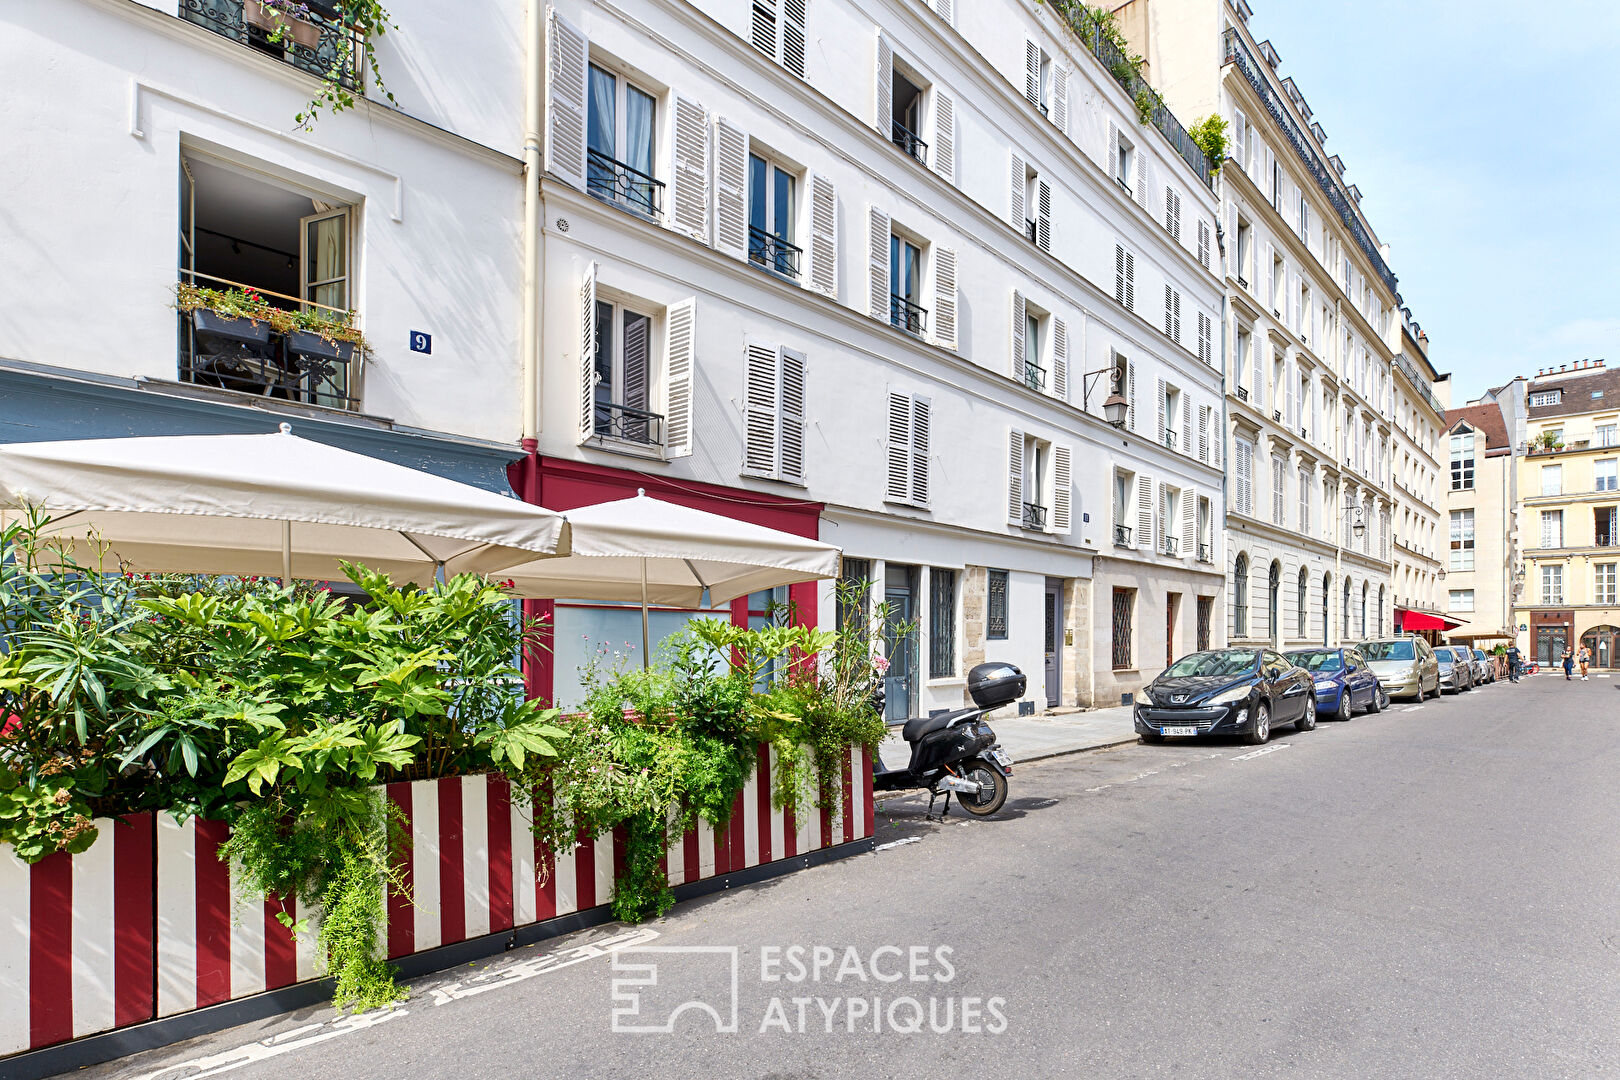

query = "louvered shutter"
[1182, 396, 1192, 456]
[780, 347, 806, 483]
[752, 0, 778, 59]
[867, 206, 891, 320]
[1114, 244, 1127, 306]
[1164, 285, 1174, 339]
[1007, 428, 1025, 525]
[1108, 122, 1120, 181]
[1291, 273, 1301, 333]
[886, 392, 913, 502]
[934, 0, 954, 24]
[1173, 289, 1183, 342]
[1126, 359, 1137, 431]
[578, 260, 597, 442]
[1284, 360, 1296, 427]
[1136, 474, 1153, 550]
[1009, 151, 1026, 229]
[1233, 108, 1246, 167]
[1124, 249, 1135, 310]
[1182, 486, 1196, 555]
[744, 342, 779, 475]
[1228, 202, 1239, 272]
[910, 396, 930, 505]
[664, 299, 695, 457]
[807, 173, 838, 298]
[1051, 68, 1069, 132]
[713, 118, 748, 260]
[1052, 445, 1072, 534]
[1198, 405, 1210, 462]
[1198, 311, 1212, 366]
[782, 0, 806, 77]
[1198, 219, 1210, 268]
[669, 95, 711, 243]
[933, 247, 958, 350]
[623, 310, 650, 417]
[1024, 40, 1041, 106]
[1037, 179, 1051, 252]
[1051, 317, 1069, 401]
[1155, 377, 1166, 444]
[874, 33, 893, 135]
[1134, 156, 1149, 209]
[1155, 481, 1167, 551]
[544, 8, 588, 191]
[1010, 290, 1026, 384]
[933, 89, 956, 184]
[1164, 187, 1178, 240]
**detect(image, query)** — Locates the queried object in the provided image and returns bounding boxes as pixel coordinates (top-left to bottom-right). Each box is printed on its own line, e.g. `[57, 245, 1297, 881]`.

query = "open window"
[578, 264, 694, 456]
[890, 64, 928, 166]
[587, 61, 662, 219]
[748, 148, 801, 281]
[1008, 429, 1071, 534]
[890, 231, 926, 336]
[178, 153, 359, 410]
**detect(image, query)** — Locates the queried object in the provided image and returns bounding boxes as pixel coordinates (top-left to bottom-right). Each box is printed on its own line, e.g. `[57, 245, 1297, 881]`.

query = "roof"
[1447, 402, 1511, 455]
[1526, 367, 1620, 420]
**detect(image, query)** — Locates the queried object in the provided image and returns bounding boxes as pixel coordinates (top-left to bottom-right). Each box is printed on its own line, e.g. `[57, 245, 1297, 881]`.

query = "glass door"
[883, 566, 918, 722]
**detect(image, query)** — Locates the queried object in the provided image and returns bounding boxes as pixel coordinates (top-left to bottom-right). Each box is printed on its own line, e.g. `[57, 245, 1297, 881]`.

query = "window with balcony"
[1235, 327, 1252, 400]
[1542, 564, 1563, 605]
[1598, 507, 1618, 547]
[587, 64, 661, 219]
[1542, 464, 1563, 496]
[1235, 217, 1252, 289]
[1450, 509, 1474, 571]
[177, 154, 359, 411]
[1024, 306, 1046, 392]
[592, 299, 658, 445]
[1597, 563, 1618, 606]
[1450, 432, 1475, 490]
[1114, 133, 1136, 193]
[1022, 435, 1050, 530]
[748, 153, 800, 280]
[1597, 459, 1618, 493]
[1114, 469, 1134, 548]
[890, 67, 928, 165]
[181, 0, 362, 89]
[1542, 509, 1564, 549]
[1197, 497, 1212, 562]
[889, 234, 926, 335]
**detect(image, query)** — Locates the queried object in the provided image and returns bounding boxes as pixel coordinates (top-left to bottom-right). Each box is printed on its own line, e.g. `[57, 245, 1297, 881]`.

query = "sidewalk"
[878, 704, 1137, 770]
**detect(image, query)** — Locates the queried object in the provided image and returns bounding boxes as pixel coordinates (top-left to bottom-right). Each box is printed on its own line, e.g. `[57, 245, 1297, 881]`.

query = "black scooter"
[871, 662, 1020, 819]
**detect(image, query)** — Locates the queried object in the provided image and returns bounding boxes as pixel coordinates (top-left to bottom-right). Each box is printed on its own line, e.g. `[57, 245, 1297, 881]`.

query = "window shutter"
[1134, 156, 1149, 209]
[1198, 405, 1210, 462]
[1007, 428, 1025, 525]
[874, 33, 893, 135]
[544, 8, 589, 191]
[807, 172, 838, 299]
[1052, 444, 1072, 534]
[1285, 361, 1296, 427]
[1181, 487, 1195, 555]
[1155, 377, 1166, 444]
[1233, 108, 1246, 166]
[1010, 290, 1026, 384]
[752, 0, 778, 59]
[1197, 219, 1210, 268]
[935, 0, 954, 24]
[782, 0, 806, 78]
[1051, 68, 1069, 132]
[1197, 311, 1212, 366]
[1182, 395, 1192, 456]
[1126, 359, 1136, 431]
[867, 206, 891, 320]
[1291, 272, 1301, 333]
[713, 117, 749, 260]
[1037, 179, 1051, 252]
[1136, 474, 1153, 551]
[1108, 122, 1120, 180]
[1051, 317, 1069, 401]
[933, 247, 958, 350]
[1024, 40, 1041, 106]
[664, 298, 695, 457]
[910, 396, 930, 505]
[578, 261, 597, 443]
[932, 88, 956, 184]
[1155, 481, 1167, 551]
[623, 310, 650, 416]
[1165, 187, 1180, 241]
[887, 392, 913, 502]
[1114, 243, 1127, 306]
[1124, 248, 1135, 310]
[1164, 285, 1174, 339]
[780, 347, 806, 483]
[1009, 151, 1026, 229]
[744, 342, 780, 476]
[669, 95, 711, 243]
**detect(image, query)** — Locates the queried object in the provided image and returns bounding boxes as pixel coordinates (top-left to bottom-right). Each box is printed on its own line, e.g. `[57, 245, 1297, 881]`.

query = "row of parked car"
[1133, 635, 1499, 745]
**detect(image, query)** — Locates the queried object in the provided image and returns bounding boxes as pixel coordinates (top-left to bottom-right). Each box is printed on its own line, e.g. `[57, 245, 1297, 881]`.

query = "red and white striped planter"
[2, 745, 873, 1059]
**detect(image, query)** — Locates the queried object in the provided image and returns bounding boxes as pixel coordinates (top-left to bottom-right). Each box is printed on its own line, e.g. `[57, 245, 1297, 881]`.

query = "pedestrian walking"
[1579, 646, 1591, 680]
[1562, 648, 1575, 680]
[1506, 644, 1521, 683]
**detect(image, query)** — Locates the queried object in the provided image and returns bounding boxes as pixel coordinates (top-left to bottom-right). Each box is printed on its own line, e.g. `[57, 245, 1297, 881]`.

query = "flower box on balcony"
[244, 0, 322, 48]
[192, 307, 271, 346]
[287, 329, 358, 364]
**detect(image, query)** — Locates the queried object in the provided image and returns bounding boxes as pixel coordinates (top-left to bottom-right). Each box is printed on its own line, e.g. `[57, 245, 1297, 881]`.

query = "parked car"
[1469, 648, 1495, 684]
[1136, 648, 1316, 745]
[1284, 647, 1388, 722]
[1360, 636, 1441, 701]
[1433, 646, 1474, 693]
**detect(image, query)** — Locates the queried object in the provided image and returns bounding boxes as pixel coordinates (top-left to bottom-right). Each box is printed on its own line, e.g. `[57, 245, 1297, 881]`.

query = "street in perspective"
[4, 0, 1618, 1077]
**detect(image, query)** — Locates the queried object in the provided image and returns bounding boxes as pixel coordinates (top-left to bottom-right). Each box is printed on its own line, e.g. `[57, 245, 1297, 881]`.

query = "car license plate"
[989, 748, 1013, 768]
[1161, 726, 1198, 737]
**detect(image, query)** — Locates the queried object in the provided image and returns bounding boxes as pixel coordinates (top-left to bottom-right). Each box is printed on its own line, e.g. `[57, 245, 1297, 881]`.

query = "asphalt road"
[84, 672, 1620, 1080]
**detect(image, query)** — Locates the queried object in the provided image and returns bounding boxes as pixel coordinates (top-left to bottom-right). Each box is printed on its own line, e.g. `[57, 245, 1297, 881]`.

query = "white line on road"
[1401, 705, 1424, 712]
[1231, 743, 1290, 761]
[876, 837, 921, 851]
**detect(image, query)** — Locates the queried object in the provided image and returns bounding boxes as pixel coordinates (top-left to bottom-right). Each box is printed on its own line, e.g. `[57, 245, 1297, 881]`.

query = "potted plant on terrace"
[245, 0, 323, 49]
[177, 281, 367, 360]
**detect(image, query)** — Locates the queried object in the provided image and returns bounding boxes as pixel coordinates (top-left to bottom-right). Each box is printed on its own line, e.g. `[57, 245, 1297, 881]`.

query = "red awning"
[1397, 609, 1465, 632]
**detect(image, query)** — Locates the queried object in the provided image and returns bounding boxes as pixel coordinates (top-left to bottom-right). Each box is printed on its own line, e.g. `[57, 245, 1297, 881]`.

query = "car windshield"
[1286, 650, 1343, 672]
[1361, 640, 1415, 661]
[1162, 650, 1259, 677]
[1434, 649, 1456, 663]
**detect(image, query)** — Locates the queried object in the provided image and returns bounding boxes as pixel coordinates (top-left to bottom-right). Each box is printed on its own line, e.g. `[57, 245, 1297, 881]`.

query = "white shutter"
[1181, 486, 1196, 555]
[1136, 474, 1153, 550]
[1198, 219, 1211, 268]
[1134, 156, 1149, 208]
[1165, 187, 1180, 240]
[1155, 376, 1166, 444]
[867, 206, 891, 320]
[669, 95, 711, 243]
[1051, 317, 1069, 401]
[744, 341, 780, 476]
[1126, 359, 1137, 431]
[1010, 290, 1027, 384]
[664, 298, 695, 457]
[578, 260, 597, 443]
[874, 33, 893, 135]
[933, 247, 958, 350]
[886, 392, 913, 502]
[1198, 405, 1210, 462]
[780, 347, 806, 483]
[910, 396, 930, 505]
[1163, 285, 1174, 339]
[1291, 272, 1301, 333]
[1182, 395, 1192, 456]
[1155, 481, 1167, 551]
[934, 0, 954, 24]
[1009, 151, 1026, 229]
[1108, 122, 1120, 181]
[752, 0, 779, 59]
[544, 7, 588, 191]
[1052, 445, 1072, 534]
[1197, 311, 1212, 366]
[1233, 108, 1246, 168]
[807, 172, 838, 298]
[1285, 361, 1296, 428]
[1007, 428, 1025, 525]
[1124, 248, 1135, 310]
[932, 88, 956, 184]
[1114, 244, 1127, 306]
[782, 0, 806, 77]
[1051, 68, 1069, 133]
[1024, 40, 1041, 106]
[1036, 179, 1051, 252]
[713, 118, 748, 260]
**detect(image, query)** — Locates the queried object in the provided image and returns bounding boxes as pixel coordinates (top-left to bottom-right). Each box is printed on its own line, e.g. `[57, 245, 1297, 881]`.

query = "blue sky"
[1247, 0, 1620, 403]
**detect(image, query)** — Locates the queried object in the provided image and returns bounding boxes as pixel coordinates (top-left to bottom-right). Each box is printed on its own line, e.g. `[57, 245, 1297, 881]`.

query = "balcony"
[181, 0, 362, 91]
[748, 225, 802, 282]
[1196, 542, 1212, 563]
[587, 149, 664, 220]
[1160, 536, 1179, 556]
[1024, 359, 1047, 392]
[890, 294, 928, 336]
[1164, 429, 1178, 451]
[1236, 386, 1250, 402]
[1114, 524, 1132, 548]
[592, 401, 664, 447]
[892, 121, 929, 166]
[1022, 502, 1049, 530]
[1024, 219, 1038, 244]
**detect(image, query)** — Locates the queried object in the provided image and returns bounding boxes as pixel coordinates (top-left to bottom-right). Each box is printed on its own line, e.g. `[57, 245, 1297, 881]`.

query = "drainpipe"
[1332, 298, 1344, 646]
[1216, 203, 1232, 647]
[520, 0, 544, 454]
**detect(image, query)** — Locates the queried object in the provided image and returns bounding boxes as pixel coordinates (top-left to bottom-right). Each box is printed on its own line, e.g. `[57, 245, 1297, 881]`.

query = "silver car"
[1469, 648, 1494, 685]
[1434, 646, 1474, 693]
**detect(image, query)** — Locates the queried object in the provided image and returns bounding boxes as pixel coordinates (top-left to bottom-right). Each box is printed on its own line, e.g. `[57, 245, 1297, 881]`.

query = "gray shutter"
[578, 260, 596, 442]
[780, 347, 806, 483]
[544, 7, 588, 191]
[874, 32, 893, 135]
[1156, 376, 1166, 445]
[932, 88, 956, 184]
[664, 299, 695, 457]
[807, 172, 838, 298]
[1051, 67, 1069, 133]
[910, 396, 930, 505]
[1010, 290, 1026, 384]
[1037, 179, 1051, 252]
[933, 247, 958, 350]
[1172, 288, 1181, 342]
[713, 117, 748, 261]
[744, 342, 779, 476]
[868, 206, 891, 320]
[1052, 444, 1072, 534]
[669, 95, 711, 243]
[887, 392, 913, 502]
[1136, 474, 1153, 550]
[1009, 151, 1026, 229]
[1051, 317, 1069, 401]
[1024, 40, 1040, 106]
[1007, 428, 1025, 525]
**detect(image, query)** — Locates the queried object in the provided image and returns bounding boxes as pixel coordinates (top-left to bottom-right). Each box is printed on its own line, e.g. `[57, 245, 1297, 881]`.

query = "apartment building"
[528, 0, 1228, 711]
[1120, 0, 1449, 648]
[1442, 394, 1519, 646]
[1514, 361, 1620, 668]
[1, 0, 531, 490]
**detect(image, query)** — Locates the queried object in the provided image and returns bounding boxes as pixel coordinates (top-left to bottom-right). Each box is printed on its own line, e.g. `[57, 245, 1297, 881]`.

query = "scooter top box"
[967, 662, 1025, 708]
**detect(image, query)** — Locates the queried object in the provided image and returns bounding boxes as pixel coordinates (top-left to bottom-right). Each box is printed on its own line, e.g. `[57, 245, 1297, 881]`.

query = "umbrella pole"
[640, 558, 651, 670]
[281, 520, 292, 585]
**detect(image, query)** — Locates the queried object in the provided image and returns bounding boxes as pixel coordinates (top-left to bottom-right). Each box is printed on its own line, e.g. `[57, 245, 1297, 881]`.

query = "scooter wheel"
[956, 759, 1009, 817]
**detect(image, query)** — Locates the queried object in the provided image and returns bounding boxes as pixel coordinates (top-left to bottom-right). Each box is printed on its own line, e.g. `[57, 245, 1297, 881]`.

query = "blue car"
[1282, 647, 1387, 722]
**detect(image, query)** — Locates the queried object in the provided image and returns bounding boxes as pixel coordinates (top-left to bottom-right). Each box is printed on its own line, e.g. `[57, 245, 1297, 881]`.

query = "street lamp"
[1343, 501, 1366, 540]
[1083, 363, 1130, 429]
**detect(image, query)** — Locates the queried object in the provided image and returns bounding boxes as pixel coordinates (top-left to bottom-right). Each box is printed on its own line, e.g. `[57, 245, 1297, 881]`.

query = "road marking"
[1401, 705, 1424, 712]
[1084, 784, 1113, 793]
[875, 837, 921, 852]
[1231, 743, 1290, 761]
[1124, 770, 1160, 782]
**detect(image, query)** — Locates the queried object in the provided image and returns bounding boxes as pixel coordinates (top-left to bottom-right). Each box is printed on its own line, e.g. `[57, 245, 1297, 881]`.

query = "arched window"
[1360, 581, 1369, 638]
[1268, 561, 1281, 643]
[1297, 567, 1309, 640]
[1342, 579, 1352, 639]
[1582, 626, 1620, 669]
[1321, 573, 1331, 646]
[1234, 554, 1249, 638]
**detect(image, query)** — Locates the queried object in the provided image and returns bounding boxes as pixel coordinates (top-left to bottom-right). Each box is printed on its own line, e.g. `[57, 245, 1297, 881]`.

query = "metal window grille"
[1196, 596, 1213, 651]
[836, 558, 871, 632]
[1111, 588, 1134, 670]
[929, 569, 957, 678]
[987, 570, 1009, 640]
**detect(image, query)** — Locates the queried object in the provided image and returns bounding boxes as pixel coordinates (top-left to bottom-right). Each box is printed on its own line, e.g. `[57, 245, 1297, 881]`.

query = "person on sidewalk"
[1562, 648, 1575, 680]
[1579, 645, 1591, 680]
[1506, 644, 1522, 683]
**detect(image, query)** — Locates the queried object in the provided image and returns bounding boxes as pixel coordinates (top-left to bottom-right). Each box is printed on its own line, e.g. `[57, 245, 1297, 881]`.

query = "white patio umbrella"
[502, 492, 840, 664]
[0, 423, 569, 585]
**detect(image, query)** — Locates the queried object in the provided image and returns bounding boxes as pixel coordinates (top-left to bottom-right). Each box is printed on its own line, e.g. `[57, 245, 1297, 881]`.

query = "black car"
[1135, 648, 1317, 745]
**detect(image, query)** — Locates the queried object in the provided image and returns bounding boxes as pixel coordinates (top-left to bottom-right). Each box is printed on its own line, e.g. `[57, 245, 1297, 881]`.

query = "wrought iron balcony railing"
[592, 401, 664, 447]
[1236, 386, 1250, 402]
[1114, 524, 1132, 547]
[1022, 502, 1049, 530]
[182, 0, 363, 91]
[1196, 542, 1212, 563]
[587, 149, 664, 219]
[890, 294, 927, 336]
[1164, 429, 1178, 450]
[1161, 536, 1179, 556]
[1024, 218, 1038, 244]
[891, 121, 929, 166]
[748, 225, 802, 281]
[1024, 359, 1047, 392]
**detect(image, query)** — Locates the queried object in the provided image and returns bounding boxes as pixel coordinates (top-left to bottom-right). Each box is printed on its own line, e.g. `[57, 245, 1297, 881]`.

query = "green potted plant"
[245, 0, 322, 49]
[177, 282, 367, 360]
[181, 283, 274, 346]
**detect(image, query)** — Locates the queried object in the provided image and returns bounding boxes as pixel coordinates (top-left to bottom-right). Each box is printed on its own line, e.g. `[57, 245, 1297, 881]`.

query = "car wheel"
[1336, 693, 1353, 722]
[1296, 697, 1318, 732]
[1369, 687, 1386, 713]
[1243, 702, 1271, 745]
